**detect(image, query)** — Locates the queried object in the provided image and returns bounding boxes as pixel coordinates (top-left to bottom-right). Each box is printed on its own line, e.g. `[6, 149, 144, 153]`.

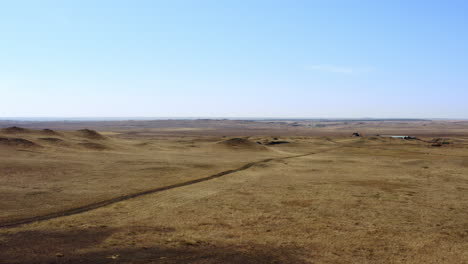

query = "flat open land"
[1, 120, 468, 263]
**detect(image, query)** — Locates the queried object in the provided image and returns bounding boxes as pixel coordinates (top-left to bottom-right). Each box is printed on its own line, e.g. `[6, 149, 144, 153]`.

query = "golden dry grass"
[0, 122, 467, 263]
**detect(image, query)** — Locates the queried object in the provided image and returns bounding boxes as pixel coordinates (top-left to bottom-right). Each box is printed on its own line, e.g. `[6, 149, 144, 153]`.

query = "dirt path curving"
[0, 145, 348, 229]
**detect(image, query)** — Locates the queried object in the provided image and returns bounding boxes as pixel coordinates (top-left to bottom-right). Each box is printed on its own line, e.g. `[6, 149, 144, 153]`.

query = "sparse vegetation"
[1, 120, 468, 263]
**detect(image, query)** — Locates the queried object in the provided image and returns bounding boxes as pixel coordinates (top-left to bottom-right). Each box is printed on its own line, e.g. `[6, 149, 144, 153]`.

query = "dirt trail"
[0, 145, 349, 229]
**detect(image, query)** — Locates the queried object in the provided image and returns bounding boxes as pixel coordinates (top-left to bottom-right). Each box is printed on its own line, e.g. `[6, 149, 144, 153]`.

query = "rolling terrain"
[1, 120, 468, 263]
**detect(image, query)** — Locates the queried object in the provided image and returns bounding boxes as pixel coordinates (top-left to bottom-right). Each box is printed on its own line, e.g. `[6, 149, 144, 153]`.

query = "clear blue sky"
[1, 0, 467, 118]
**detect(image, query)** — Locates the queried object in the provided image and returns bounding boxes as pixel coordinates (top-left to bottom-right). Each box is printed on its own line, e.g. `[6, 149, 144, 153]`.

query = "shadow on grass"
[0, 228, 307, 264]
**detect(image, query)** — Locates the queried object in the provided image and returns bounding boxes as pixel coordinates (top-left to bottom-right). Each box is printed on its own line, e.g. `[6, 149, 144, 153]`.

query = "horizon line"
[0, 117, 467, 121]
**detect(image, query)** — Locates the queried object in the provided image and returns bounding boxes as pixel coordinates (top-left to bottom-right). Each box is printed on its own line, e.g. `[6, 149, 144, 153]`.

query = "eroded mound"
[0, 137, 40, 148]
[1, 126, 30, 134]
[217, 138, 267, 151]
[76, 129, 106, 140]
[78, 142, 109, 150]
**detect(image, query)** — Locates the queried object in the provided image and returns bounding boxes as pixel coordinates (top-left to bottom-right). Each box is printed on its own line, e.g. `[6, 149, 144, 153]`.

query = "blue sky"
[1, 0, 467, 118]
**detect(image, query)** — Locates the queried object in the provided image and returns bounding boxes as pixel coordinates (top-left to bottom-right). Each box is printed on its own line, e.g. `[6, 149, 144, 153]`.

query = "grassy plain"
[0, 120, 467, 263]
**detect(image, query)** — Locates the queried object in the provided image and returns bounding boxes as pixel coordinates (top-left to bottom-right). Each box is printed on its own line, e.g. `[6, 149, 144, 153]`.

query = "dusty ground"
[0, 120, 467, 263]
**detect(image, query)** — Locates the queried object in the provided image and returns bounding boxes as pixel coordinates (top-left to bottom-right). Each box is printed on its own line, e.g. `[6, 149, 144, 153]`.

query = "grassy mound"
[76, 129, 106, 140]
[217, 138, 267, 151]
[1, 126, 30, 134]
[40, 129, 60, 136]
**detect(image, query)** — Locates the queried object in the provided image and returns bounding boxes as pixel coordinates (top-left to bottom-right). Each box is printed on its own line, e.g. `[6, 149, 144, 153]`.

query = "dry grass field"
[0, 120, 468, 263]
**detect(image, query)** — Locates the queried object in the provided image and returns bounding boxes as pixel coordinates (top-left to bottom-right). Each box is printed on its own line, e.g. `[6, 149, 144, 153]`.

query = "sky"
[1, 0, 468, 119]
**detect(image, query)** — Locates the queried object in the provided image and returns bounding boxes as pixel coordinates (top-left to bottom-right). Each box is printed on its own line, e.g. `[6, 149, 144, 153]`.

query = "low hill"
[0, 137, 40, 148]
[75, 129, 106, 140]
[216, 138, 268, 151]
[1, 126, 30, 134]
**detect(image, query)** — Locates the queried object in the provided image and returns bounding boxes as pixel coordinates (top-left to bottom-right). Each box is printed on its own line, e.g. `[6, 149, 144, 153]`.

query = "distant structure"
[381, 135, 417, 139]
